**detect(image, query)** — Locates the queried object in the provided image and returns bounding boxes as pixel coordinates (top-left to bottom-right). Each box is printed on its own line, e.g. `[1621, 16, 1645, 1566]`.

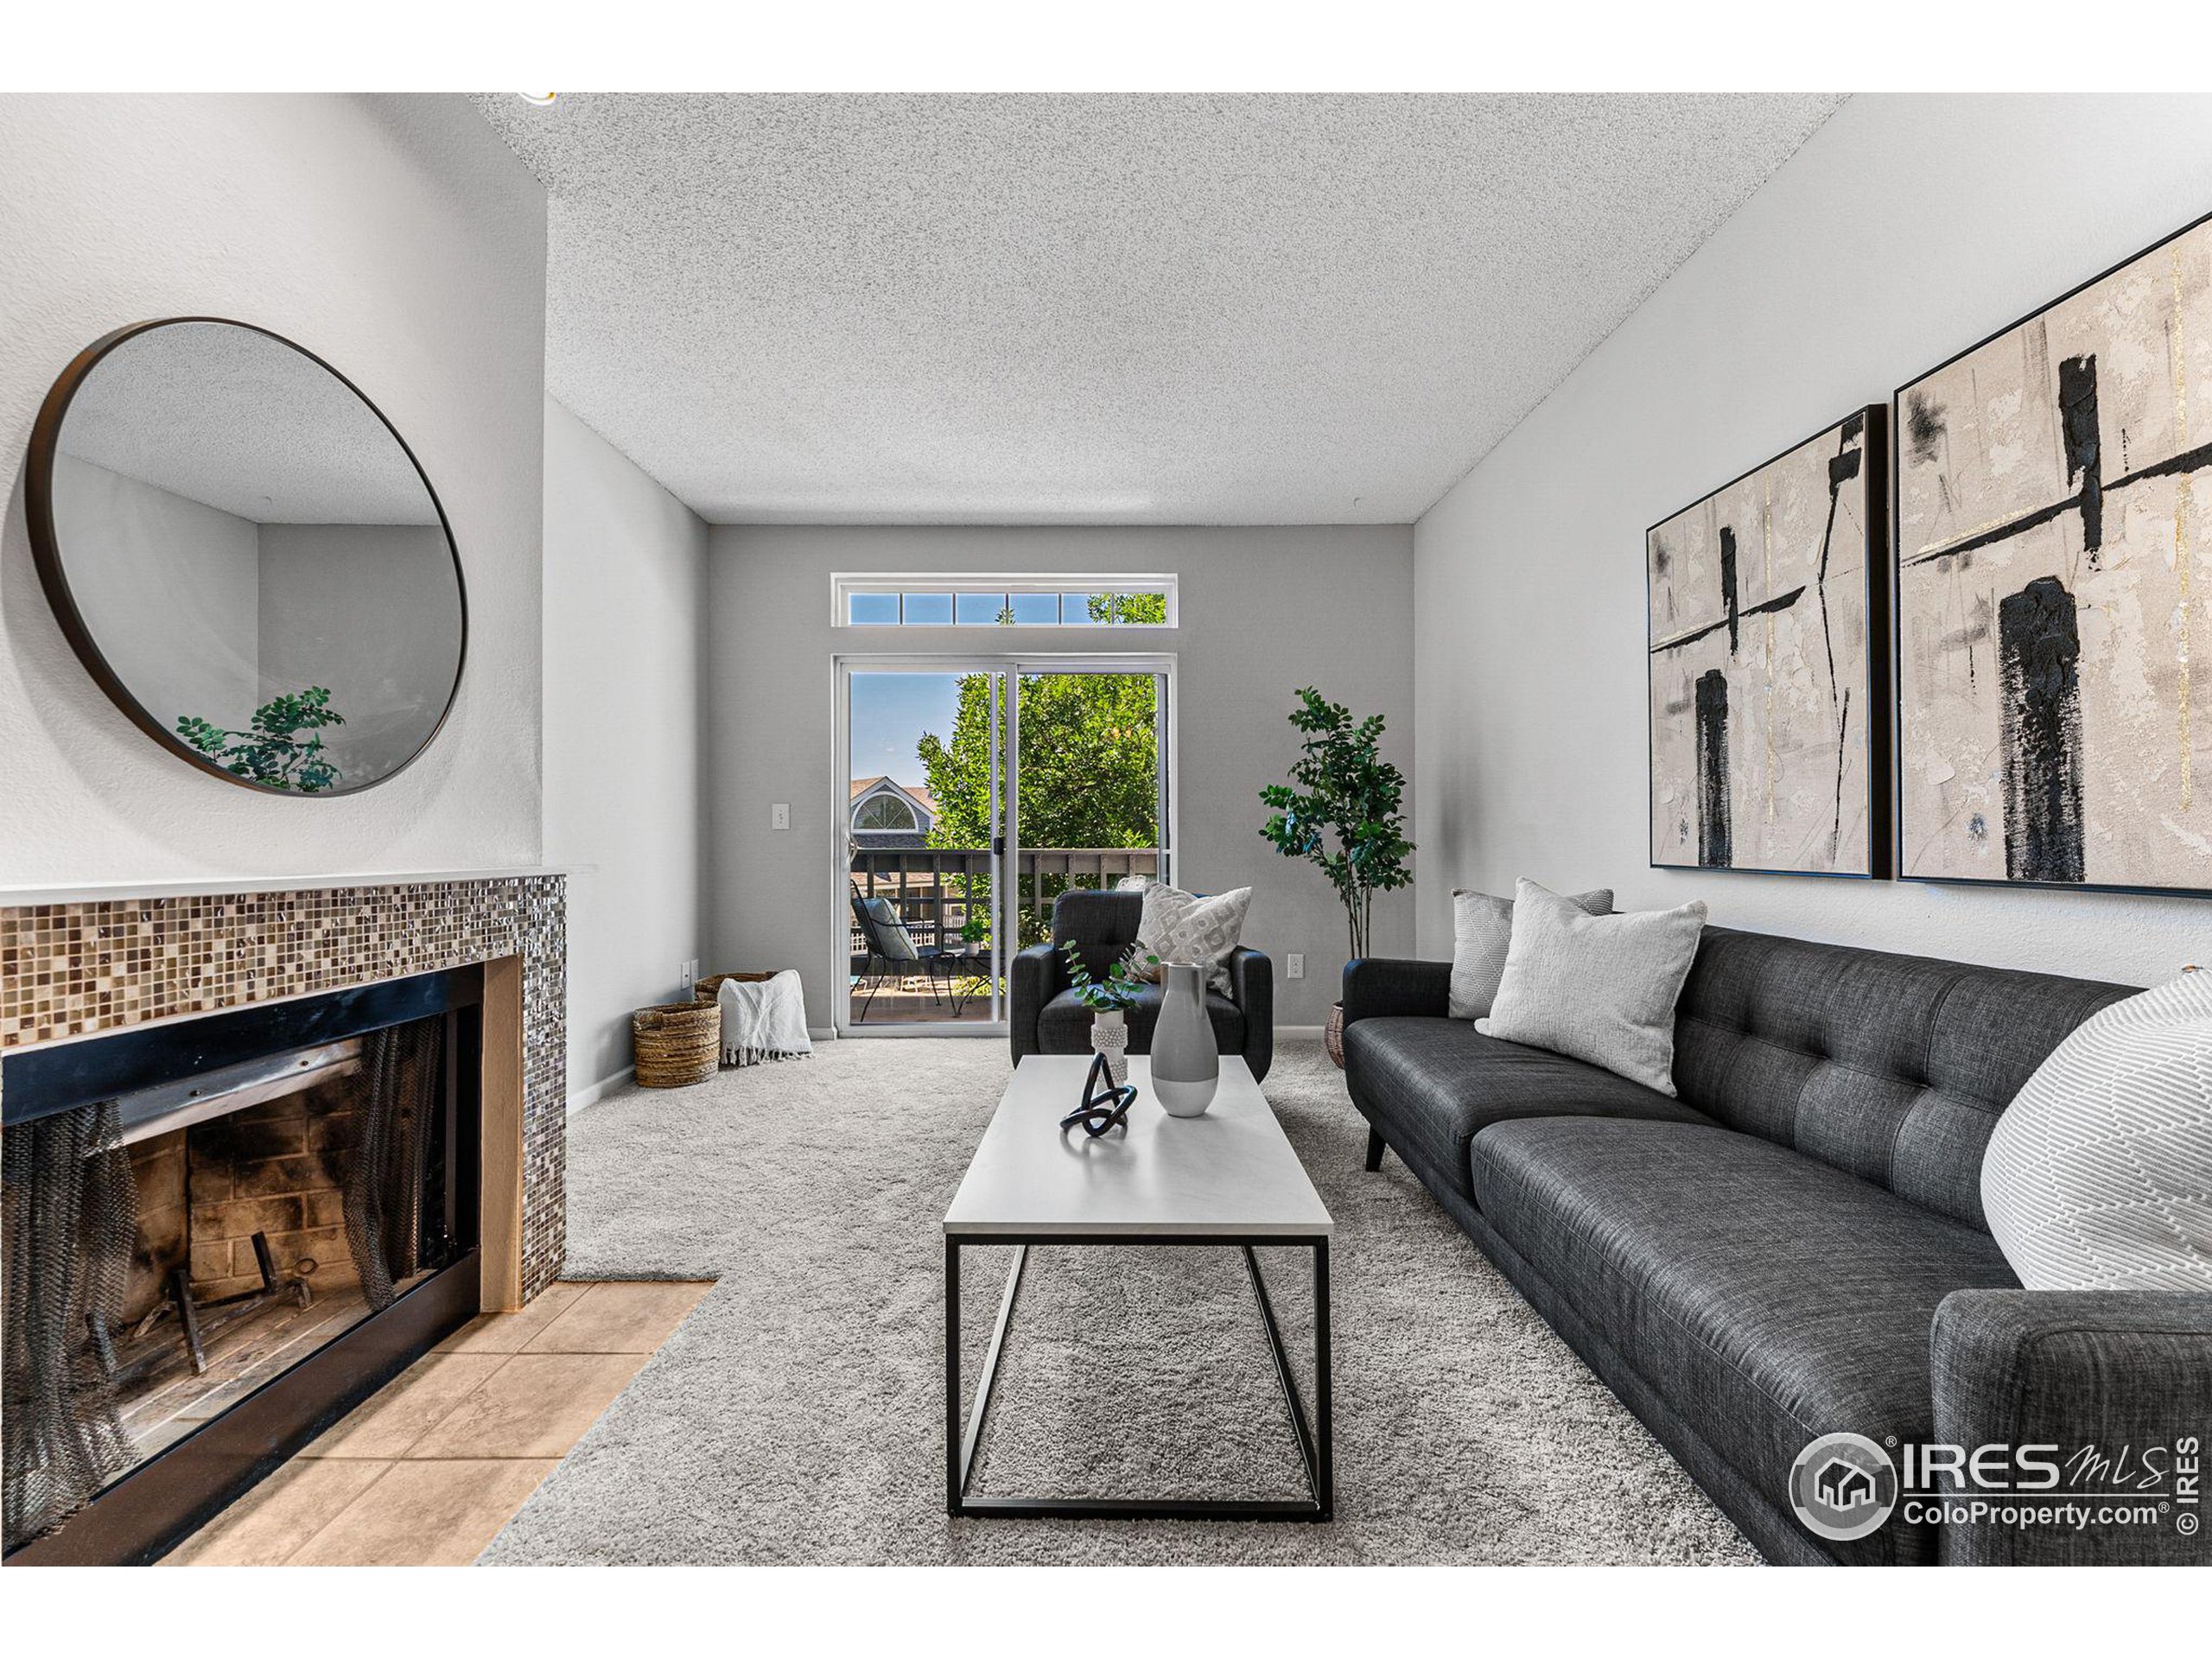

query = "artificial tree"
[1258, 686, 1413, 960]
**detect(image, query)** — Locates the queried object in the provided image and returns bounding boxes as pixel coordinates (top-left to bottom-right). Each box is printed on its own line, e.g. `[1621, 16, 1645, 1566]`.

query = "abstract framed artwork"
[1647, 407, 1891, 877]
[1895, 211, 2212, 897]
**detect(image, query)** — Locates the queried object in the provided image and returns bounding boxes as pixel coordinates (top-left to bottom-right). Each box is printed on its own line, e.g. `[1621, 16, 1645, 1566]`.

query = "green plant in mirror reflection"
[176, 686, 346, 793]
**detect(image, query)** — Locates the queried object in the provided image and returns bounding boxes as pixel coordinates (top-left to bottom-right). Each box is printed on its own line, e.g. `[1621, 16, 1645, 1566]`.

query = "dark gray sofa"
[1011, 890, 1273, 1080]
[1344, 924, 2212, 1566]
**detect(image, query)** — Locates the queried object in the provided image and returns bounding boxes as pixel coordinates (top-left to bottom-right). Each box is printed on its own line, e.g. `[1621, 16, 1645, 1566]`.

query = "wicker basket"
[695, 970, 777, 1002]
[632, 1000, 721, 1088]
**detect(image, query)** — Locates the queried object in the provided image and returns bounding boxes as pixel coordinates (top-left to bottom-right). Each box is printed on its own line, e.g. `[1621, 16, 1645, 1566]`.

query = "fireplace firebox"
[2, 967, 483, 1565]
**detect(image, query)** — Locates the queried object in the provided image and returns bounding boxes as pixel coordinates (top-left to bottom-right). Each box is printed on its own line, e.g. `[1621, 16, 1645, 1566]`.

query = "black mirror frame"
[24, 316, 469, 798]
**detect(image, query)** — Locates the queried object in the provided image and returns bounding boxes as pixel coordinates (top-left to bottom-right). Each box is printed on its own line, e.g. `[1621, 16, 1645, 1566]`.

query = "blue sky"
[849, 672, 963, 786]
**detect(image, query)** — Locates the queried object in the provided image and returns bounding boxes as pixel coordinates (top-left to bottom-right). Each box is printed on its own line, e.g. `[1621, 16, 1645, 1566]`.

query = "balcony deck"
[847, 977, 1000, 1027]
[846, 846, 1156, 1029]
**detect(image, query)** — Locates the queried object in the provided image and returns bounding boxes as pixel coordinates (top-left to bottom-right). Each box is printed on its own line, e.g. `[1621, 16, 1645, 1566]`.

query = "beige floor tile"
[433, 1281, 588, 1354]
[405, 1351, 645, 1459]
[162, 1459, 391, 1567]
[300, 1352, 512, 1459]
[522, 1279, 714, 1355]
[287, 1459, 558, 1567]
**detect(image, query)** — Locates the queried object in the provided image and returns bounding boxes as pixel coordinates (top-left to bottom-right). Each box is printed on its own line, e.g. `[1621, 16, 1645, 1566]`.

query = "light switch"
[771, 803, 791, 830]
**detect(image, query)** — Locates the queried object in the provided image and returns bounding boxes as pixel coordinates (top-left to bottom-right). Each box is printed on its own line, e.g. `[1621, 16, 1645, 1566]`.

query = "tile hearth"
[164, 1280, 714, 1566]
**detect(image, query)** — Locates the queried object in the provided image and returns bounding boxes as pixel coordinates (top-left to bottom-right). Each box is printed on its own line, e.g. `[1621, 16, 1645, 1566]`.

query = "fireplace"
[3, 968, 484, 1564]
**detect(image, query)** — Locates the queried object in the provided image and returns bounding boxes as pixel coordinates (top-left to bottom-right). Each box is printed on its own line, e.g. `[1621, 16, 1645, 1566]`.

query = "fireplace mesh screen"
[345, 1019, 439, 1312]
[2, 1101, 139, 1549]
[3, 1019, 450, 1551]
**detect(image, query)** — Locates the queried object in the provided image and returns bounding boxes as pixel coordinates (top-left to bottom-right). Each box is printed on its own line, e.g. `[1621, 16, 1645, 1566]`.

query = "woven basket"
[695, 970, 777, 1002]
[632, 1000, 720, 1089]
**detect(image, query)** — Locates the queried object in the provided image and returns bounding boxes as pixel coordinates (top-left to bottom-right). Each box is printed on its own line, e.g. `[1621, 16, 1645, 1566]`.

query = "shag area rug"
[481, 1037, 1757, 1565]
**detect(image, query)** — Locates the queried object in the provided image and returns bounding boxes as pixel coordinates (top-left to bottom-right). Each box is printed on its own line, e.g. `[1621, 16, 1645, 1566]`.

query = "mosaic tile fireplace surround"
[0, 874, 568, 1301]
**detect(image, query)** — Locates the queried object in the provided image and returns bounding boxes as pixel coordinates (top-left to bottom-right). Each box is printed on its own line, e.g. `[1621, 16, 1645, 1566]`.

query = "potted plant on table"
[1058, 939, 1152, 1085]
[1258, 686, 1414, 1068]
[955, 912, 992, 998]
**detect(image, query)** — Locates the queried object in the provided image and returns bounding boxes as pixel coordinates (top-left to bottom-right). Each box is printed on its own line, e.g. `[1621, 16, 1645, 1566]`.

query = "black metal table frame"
[944, 1230, 1332, 1521]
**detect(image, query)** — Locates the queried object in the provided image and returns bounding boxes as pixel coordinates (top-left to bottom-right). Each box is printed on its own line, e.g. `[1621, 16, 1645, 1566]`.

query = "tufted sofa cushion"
[1468, 1116, 2023, 1564]
[1671, 928, 2134, 1231]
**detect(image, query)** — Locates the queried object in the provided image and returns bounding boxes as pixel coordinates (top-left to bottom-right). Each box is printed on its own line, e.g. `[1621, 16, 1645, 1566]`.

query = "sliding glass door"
[836, 656, 1173, 1037]
[841, 667, 1007, 1033]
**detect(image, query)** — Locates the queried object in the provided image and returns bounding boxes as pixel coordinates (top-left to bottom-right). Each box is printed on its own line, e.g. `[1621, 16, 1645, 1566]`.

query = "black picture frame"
[1891, 207, 2212, 900]
[1645, 404, 1892, 880]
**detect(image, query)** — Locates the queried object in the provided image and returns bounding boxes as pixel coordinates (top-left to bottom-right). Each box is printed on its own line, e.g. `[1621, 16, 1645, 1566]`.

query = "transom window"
[833, 575, 1176, 628]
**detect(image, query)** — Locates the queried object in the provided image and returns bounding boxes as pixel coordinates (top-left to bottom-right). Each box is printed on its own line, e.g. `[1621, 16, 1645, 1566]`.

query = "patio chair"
[848, 889, 988, 1021]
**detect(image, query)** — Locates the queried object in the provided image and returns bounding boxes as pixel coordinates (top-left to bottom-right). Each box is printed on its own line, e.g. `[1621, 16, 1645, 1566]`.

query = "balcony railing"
[849, 847, 1160, 963]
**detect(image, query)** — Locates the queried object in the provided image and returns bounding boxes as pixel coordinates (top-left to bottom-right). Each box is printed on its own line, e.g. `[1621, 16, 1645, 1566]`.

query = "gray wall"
[1414, 93, 2212, 984]
[707, 524, 1415, 1030]
[0, 94, 545, 884]
[48, 452, 260, 735]
[257, 524, 461, 786]
[543, 398, 709, 1100]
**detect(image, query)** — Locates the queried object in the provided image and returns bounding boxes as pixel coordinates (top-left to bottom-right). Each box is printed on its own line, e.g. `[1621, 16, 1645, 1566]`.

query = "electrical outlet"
[771, 802, 791, 830]
[678, 959, 697, 996]
[1287, 953, 1306, 981]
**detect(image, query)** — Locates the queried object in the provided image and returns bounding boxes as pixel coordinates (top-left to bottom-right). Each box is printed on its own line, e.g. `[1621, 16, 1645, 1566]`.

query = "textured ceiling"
[59, 322, 442, 524]
[477, 93, 1842, 524]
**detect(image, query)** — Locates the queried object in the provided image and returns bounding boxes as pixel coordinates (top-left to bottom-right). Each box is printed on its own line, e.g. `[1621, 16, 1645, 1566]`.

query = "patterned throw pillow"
[1135, 883, 1252, 994]
[1981, 972, 2212, 1290]
[1450, 885, 1612, 1020]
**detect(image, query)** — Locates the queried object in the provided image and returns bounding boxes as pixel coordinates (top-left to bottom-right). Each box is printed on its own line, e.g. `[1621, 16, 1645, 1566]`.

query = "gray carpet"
[480, 1037, 1758, 1564]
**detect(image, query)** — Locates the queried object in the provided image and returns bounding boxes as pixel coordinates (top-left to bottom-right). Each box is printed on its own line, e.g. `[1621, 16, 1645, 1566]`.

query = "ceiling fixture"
[516, 92, 558, 106]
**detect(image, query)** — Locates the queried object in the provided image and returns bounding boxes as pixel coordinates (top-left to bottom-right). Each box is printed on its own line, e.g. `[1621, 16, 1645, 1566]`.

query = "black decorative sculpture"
[1059, 1052, 1138, 1137]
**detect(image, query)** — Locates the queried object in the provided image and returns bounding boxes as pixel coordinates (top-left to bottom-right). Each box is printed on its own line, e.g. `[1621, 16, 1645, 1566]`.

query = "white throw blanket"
[717, 970, 813, 1066]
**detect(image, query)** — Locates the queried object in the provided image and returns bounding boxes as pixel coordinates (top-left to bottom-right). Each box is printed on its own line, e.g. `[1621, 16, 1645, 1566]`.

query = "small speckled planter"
[1088, 1008, 1128, 1085]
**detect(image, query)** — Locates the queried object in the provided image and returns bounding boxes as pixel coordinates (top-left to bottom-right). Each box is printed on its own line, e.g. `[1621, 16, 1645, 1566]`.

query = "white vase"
[1090, 1008, 1129, 1085]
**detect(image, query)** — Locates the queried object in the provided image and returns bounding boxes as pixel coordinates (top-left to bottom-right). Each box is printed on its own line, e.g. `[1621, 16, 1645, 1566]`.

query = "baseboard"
[808, 1026, 836, 1041]
[1274, 1025, 1325, 1038]
[567, 1067, 633, 1116]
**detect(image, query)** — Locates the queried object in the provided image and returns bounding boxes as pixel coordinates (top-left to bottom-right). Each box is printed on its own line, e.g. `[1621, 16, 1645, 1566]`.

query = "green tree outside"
[915, 594, 1165, 944]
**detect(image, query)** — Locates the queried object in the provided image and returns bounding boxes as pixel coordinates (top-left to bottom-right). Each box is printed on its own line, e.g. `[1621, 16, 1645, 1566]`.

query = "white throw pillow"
[1450, 885, 1612, 1020]
[1135, 883, 1251, 994]
[1476, 879, 1707, 1096]
[1981, 972, 2212, 1291]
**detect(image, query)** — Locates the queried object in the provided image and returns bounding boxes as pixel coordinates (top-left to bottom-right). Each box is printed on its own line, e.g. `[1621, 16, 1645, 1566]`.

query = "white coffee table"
[943, 1053, 1335, 1521]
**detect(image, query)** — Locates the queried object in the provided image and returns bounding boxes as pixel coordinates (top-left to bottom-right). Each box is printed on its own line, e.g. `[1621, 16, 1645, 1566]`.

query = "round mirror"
[27, 319, 467, 795]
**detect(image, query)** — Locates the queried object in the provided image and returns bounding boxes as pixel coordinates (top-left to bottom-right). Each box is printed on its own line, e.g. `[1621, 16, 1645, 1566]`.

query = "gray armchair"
[1010, 890, 1272, 1080]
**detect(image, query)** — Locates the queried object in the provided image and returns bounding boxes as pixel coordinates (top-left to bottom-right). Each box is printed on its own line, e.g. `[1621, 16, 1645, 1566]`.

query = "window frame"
[830, 573, 1178, 630]
[852, 791, 920, 832]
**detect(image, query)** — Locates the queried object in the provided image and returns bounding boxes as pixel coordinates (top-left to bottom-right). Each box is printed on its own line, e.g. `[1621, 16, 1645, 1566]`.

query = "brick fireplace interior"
[3, 966, 500, 1563]
[107, 1020, 464, 1467]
